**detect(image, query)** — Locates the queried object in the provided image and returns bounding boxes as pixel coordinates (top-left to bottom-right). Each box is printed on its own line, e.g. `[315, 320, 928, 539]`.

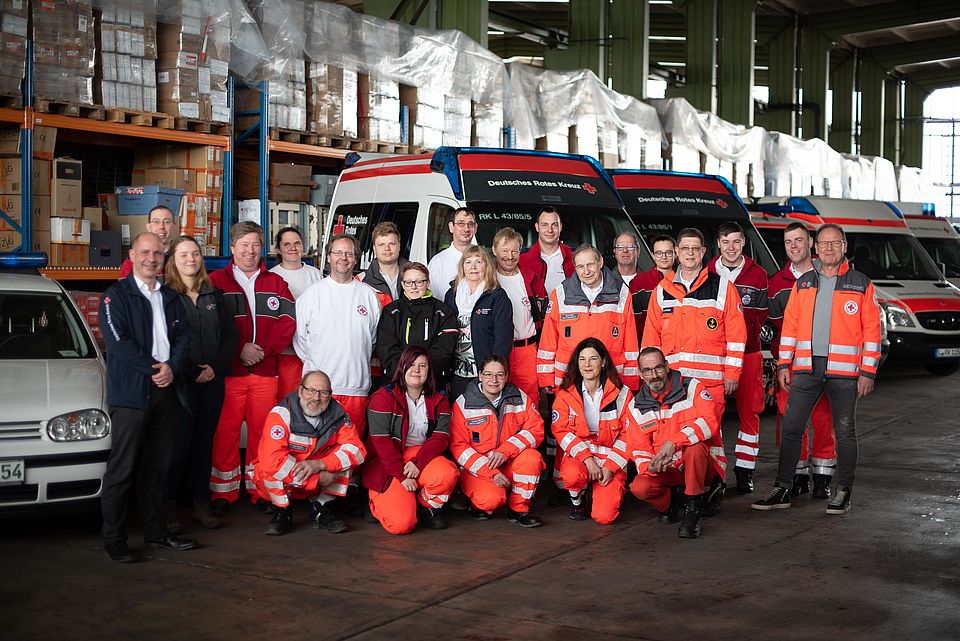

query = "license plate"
[0, 459, 25, 486]
[935, 348, 960, 358]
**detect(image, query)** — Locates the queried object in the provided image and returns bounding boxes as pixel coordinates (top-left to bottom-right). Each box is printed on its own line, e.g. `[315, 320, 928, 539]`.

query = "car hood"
[0, 358, 106, 423]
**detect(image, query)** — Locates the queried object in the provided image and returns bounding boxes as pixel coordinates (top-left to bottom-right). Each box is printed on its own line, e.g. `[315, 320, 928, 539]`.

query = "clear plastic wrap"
[652, 97, 764, 168]
[896, 165, 931, 202]
[506, 63, 662, 167]
[246, 0, 307, 130]
[95, 1, 158, 112]
[0, 4, 28, 97]
[32, 0, 96, 105]
[840, 154, 898, 200]
[764, 132, 846, 198]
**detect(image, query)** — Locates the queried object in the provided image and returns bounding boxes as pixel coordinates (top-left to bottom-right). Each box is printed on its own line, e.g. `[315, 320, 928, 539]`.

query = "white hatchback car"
[0, 271, 110, 507]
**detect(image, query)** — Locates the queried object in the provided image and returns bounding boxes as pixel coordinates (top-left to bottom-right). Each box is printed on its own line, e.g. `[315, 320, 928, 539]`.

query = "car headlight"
[882, 302, 915, 328]
[47, 409, 110, 441]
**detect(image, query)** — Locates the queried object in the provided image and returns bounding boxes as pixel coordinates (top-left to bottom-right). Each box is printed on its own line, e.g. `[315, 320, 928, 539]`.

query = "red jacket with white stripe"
[767, 263, 800, 358]
[210, 260, 296, 378]
[622, 371, 726, 478]
[254, 395, 366, 506]
[628, 266, 665, 345]
[641, 268, 747, 386]
[708, 255, 769, 354]
[551, 379, 632, 473]
[450, 382, 544, 481]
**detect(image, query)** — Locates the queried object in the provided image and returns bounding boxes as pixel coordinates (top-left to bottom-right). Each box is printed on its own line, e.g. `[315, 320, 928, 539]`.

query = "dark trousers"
[776, 357, 859, 488]
[449, 376, 474, 405]
[101, 385, 180, 544]
[167, 377, 225, 504]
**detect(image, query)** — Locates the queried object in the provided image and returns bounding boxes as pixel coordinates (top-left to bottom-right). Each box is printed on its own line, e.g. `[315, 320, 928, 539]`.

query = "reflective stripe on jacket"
[708, 255, 769, 354]
[777, 260, 882, 380]
[551, 380, 632, 472]
[642, 268, 747, 384]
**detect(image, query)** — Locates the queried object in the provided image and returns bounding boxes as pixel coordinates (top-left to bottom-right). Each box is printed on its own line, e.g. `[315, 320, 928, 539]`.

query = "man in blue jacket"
[99, 232, 192, 562]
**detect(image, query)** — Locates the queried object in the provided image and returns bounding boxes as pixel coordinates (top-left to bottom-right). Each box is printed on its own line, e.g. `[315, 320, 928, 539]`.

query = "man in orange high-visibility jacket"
[254, 370, 366, 536]
[753, 224, 880, 516]
[450, 355, 545, 527]
[624, 347, 726, 539]
[642, 228, 747, 422]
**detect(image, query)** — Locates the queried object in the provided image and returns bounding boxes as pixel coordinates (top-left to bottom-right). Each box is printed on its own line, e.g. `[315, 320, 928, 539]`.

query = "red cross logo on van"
[582, 183, 597, 195]
[716, 199, 728, 209]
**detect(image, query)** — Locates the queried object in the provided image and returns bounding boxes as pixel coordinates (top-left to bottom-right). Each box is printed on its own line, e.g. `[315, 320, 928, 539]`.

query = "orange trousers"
[732, 351, 764, 470]
[334, 394, 368, 438]
[776, 383, 837, 475]
[254, 469, 353, 509]
[368, 446, 460, 535]
[560, 456, 627, 525]
[276, 353, 304, 403]
[509, 342, 540, 407]
[630, 442, 714, 512]
[210, 374, 278, 504]
[460, 448, 545, 514]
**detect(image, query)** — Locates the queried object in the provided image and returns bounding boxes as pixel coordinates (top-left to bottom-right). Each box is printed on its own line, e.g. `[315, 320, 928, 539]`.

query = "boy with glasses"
[629, 235, 676, 344]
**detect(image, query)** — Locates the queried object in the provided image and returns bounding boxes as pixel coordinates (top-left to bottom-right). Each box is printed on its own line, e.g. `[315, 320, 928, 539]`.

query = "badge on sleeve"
[551, 410, 560, 424]
[267, 296, 280, 311]
[844, 301, 858, 315]
[700, 389, 713, 401]
[270, 425, 286, 440]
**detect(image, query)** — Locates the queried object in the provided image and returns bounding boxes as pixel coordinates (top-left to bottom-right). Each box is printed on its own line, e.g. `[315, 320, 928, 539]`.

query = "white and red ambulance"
[897, 202, 960, 289]
[324, 147, 653, 269]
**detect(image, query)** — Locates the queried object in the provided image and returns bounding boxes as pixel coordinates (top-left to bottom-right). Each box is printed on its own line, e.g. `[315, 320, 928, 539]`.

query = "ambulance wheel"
[924, 362, 960, 376]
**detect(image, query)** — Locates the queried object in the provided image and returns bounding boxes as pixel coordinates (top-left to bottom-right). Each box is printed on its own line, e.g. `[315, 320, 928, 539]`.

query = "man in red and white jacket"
[254, 370, 365, 535]
[708, 221, 768, 493]
[768, 221, 836, 499]
[209, 221, 296, 513]
[517, 206, 574, 330]
[629, 234, 676, 345]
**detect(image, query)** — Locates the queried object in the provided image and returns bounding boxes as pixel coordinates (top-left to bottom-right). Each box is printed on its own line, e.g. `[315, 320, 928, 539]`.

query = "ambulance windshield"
[845, 232, 944, 281]
[917, 237, 960, 279]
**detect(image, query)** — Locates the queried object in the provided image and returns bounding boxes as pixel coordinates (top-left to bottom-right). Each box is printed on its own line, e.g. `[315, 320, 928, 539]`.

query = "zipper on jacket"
[424, 318, 429, 341]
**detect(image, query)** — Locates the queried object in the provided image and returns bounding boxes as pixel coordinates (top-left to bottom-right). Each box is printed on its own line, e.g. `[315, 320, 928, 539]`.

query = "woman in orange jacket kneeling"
[450, 355, 545, 527]
[551, 338, 632, 524]
[363, 346, 460, 534]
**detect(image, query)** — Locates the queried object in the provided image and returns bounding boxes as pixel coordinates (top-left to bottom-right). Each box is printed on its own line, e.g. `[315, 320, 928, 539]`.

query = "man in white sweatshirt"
[295, 234, 381, 435]
[428, 207, 477, 302]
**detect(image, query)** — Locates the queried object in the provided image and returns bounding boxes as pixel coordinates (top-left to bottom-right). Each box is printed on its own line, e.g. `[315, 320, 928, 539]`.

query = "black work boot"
[678, 495, 702, 539]
[734, 467, 754, 493]
[658, 486, 684, 523]
[791, 473, 810, 497]
[812, 474, 832, 499]
[310, 501, 348, 533]
[701, 477, 725, 517]
[264, 507, 292, 536]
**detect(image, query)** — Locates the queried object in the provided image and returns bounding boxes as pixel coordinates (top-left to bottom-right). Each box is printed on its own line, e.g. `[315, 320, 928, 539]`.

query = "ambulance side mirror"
[938, 261, 947, 279]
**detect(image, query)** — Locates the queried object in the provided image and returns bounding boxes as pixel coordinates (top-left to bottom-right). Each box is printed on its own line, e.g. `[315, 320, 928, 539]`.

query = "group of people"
[97, 203, 881, 563]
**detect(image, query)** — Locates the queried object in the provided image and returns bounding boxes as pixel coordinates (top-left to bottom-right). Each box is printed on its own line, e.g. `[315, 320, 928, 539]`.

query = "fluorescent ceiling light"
[658, 61, 685, 67]
[488, 30, 506, 35]
[649, 35, 685, 41]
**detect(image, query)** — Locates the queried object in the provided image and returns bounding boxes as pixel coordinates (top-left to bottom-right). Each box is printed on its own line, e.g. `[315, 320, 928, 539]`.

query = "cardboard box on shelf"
[51, 217, 91, 244]
[0, 158, 52, 195]
[0, 193, 52, 232]
[98, 193, 119, 218]
[51, 158, 82, 217]
[144, 168, 197, 193]
[82, 206, 103, 231]
[106, 213, 148, 247]
[0, 125, 57, 159]
[0, 229, 50, 253]
[48, 242, 90, 267]
[194, 169, 223, 195]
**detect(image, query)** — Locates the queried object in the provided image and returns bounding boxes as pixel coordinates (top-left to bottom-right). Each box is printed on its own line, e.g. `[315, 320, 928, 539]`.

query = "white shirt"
[453, 279, 486, 379]
[497, 271, 536, 340]
[790, 262, 812, 279]
[270, 263, 323, 298]
[405, 393, 429, 446]
[620, 271, 637, 286]
[675, 270, 697, 292]
[233, 265, 260, 343]
[581, 382, 603, 435]
[581, 277, 604, 304]
[134, 275, 170, 363]
[715, 257, 745, 283]
[427, 245, 464, 302]
[542, 247, 566, 295]
[294, 277, 381, 396]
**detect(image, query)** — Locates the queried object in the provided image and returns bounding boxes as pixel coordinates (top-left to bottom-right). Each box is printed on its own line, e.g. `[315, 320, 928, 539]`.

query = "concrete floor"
[3, 363, 959, 641]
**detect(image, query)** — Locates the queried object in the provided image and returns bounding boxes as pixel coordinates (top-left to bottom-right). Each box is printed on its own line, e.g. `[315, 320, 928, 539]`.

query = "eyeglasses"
[402, 278, 429, 287]
[614, 244, 637, 251]
[149, 219, 175, 226]
[329, 250, 356, 258]
[653, 250, 676, 258]
[676, 246, 703, 254]
[639, 364, 667, 377]
[301, 385, 332, 398]
[480, 371, 507, 379]
[453, 221, 477, 228]
[816, 240, 844, 248]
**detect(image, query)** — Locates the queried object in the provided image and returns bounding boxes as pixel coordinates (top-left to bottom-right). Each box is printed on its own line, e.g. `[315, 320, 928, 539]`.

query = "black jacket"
[377, 293, 458, 382]
[444, 285, 514, 376]
[99, 275, 190, 410]
[178, 283, 239, 381]
[362, 258, 409, 300]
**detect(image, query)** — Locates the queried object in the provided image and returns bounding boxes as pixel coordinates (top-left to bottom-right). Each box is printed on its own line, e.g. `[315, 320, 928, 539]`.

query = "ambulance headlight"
[882, 303, 915, 328]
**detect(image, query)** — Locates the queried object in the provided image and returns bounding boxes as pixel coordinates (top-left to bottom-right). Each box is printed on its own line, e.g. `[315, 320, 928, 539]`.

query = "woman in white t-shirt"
[269, 226, 322, 401]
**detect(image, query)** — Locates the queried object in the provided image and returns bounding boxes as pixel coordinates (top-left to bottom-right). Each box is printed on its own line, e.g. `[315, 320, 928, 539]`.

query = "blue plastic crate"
[114, 186, 184, 216]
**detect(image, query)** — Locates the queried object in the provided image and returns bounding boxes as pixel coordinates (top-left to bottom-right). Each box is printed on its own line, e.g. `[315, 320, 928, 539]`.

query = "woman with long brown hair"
[164, 236, 238, 531]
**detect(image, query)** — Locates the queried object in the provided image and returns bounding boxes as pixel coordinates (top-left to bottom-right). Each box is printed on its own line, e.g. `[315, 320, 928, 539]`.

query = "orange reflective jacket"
[450, 382, 544, 480]
[642, 268, 747, 385]
[778, 260, 882, 379]
[551, 380, 632, 473]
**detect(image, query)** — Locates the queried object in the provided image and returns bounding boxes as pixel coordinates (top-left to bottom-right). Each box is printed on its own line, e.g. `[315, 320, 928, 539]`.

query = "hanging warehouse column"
[608, 0, 649, 99]
[758, 21, 797, 136]
[437, 0, 489, 48]
[800, 24, 831, 140]
[675, 0, 717, 113]
[859, 55, 886, 157]
[829, 51, 856, 153]
[884, 77, 902, 163]
[544, 0, 605, 80]
[717, 0, 757, 126]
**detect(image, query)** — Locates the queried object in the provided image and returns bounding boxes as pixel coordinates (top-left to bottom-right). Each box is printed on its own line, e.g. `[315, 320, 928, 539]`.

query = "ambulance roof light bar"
[0, 253, 47, 270]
